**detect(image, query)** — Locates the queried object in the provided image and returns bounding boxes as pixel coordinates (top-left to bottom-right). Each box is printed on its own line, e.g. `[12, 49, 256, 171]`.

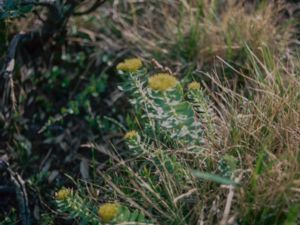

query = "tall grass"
[206, 46, 300, 224]
[88, 0, 295, 70]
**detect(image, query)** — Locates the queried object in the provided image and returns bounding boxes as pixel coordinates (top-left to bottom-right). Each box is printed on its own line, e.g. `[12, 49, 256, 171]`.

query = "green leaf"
[192, 170, 239, 186]
[128, 209, 139, 221]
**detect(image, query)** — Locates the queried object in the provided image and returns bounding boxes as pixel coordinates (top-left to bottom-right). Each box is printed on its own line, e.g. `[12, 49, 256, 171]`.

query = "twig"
[1, 34, 23, 78]
[151, 58, 173, 75]
[0, 34, 24, 110]
[0, 0, 80, 110]
[173, 188, 197, 204]
[219, 174, 243, 225]
[219, 185, 235, 225]
[0, 160, 31, 225]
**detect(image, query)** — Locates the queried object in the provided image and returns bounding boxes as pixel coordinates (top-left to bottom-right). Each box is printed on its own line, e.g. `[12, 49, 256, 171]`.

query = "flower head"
[116, 58, 143, 72]
[148, 73, 178, 91]
[124, 130, 138, 140]
[188, 81, 201, 90]
[98, 203, 120, 223]
[55, 188, 73, 200]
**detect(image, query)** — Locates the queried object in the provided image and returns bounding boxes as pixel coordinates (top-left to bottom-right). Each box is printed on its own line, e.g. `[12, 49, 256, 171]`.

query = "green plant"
[117, 59, 208, 147]
[91, 58, 221, 225]
[54, 187, 151, 224]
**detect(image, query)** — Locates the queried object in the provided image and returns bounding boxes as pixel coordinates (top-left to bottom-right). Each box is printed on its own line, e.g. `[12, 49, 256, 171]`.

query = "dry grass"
[88, 0, 295, 71]
[205, 46, 300, 223]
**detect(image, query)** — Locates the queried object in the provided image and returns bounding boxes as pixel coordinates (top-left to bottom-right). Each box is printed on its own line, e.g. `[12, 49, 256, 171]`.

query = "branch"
[0, 0, 78, 79]
[0, 160, 31, 225]
[0, 34, 23, 78]
[0, 0, 82, 110]
[0, 34, 23, 110]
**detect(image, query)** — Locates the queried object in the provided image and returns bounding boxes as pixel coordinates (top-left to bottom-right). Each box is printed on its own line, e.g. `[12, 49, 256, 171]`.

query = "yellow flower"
[98, 203, 119, 223]
[148, 73, 178, 91]
[124, 130, 138, 139]
[188, 81, 201, 90]
[55, 188, 73, 200]
[116, 58, 143, 72]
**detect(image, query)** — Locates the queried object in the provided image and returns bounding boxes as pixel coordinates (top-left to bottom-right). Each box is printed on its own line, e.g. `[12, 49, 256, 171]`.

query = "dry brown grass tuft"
[90, 0, 295, 70]
[206, 48, 300, 222]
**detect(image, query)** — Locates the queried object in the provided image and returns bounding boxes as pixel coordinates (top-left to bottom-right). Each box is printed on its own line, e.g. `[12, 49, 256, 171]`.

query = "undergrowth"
[54, 48, 300, 224]
[1, 1, 300, 225]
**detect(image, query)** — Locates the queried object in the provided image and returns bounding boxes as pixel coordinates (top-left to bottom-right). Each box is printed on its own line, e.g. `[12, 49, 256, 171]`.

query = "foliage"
[55, 188, 151, 224]
[118, 64, 208, 147]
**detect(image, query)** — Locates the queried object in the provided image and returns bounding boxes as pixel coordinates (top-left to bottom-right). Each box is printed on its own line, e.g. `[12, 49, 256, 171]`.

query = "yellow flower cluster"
[98, 203, 120, 223]
[55, 188, 73, 200]
[148, 73, 178, 91]
[124, 130, 138, 139]
[116, 58, 143, 72]
[188, 81, 201, 90]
